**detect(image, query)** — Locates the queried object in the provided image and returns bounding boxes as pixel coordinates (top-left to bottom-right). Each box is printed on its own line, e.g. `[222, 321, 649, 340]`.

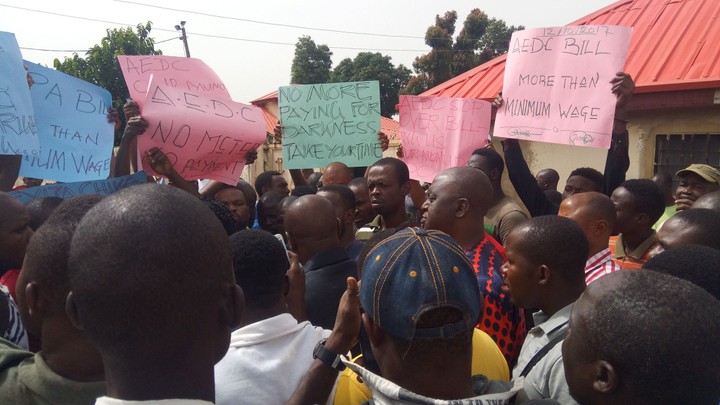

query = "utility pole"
[175, 21, 190, 58]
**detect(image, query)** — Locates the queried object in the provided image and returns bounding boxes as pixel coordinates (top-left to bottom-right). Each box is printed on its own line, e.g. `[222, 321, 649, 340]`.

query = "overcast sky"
[2, 0, 617, 103]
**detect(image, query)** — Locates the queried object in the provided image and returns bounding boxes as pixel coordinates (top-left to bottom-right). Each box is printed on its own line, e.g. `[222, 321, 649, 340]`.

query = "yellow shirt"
[333, 329, 509, 404]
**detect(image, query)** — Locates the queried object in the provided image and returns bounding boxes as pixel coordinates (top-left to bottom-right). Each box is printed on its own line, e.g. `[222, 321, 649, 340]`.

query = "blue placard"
[0, 32, 38, 155]
[9, 171, 147, 204]
[20, 61, 114, 182]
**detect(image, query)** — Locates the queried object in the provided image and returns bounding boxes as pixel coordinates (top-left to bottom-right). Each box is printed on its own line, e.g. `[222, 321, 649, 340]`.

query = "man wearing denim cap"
[345, 227, 525, 404]
[674, 164, 720, 211]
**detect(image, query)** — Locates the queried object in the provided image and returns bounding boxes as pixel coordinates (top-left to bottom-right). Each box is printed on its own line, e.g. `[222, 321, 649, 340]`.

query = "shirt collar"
[615, 232, 657, 259]
[531, 302, 574, 336]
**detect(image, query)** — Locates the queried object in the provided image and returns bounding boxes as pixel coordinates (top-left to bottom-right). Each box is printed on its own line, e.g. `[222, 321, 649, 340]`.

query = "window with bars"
[654, 134, 720, 187]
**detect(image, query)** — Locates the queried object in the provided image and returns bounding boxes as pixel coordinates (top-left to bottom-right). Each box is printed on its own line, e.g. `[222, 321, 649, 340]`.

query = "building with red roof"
[422, 0, 720, 184]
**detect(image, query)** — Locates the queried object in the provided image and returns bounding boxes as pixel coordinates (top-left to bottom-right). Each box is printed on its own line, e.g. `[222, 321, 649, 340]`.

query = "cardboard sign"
[494, 25, 632, 149]
[0, 32, 38, 155]
[399, 96, 491, 183]
[20, 61, 114, 182]
[9, 170, 147, 204]
[278, 81, 382, 169]
[118, 55, 229, 108]
[138, 79, 265, 185]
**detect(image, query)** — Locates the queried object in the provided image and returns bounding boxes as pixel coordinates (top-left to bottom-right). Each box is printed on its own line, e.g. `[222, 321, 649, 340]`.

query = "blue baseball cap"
[360, 227, 481, 341]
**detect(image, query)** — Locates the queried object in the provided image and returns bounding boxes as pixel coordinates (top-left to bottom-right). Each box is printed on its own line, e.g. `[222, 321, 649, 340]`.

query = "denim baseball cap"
[360, 227, 481, 341]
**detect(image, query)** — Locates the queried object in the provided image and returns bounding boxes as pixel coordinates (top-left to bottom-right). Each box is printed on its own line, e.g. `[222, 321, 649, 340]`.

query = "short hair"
[199, 196, 241, 235]
[652, 171, 673, 187]
[22, 195, 103, 307]
[666, 208, 720, 250]
[644, 245, 720, 300]
[318, 184, 356, 211]
[26, 196, 64, 231]
[470, 148, 505, 175]
[229, 230, 288, 309]
[254, 171, 281, 196]
[348, 177, 368, 188]
[569, 167, 604, 192]
[619, 179, 666, 223]
[291, 185, 316, 197]
[370, 157, 410, 184]
[237, 180, 258, 225]
[537, 168, 560, 184]
[583, 271, 720, 404]
[68, 184, 234, 361]
[516, 216, 588, 283]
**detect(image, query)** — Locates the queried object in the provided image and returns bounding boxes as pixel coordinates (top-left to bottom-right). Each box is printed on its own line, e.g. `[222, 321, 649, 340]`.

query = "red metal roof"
[259, 108, 278, 135]
[422, 0, 720, 99]
[250, 90, 279, 105]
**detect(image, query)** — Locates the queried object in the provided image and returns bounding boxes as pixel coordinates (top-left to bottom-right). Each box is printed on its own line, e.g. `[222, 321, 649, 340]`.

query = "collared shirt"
[512, 304, 578, 405]
[95, 399, 212, 405]
[608, 232, 658, 269]
[215, 313, 331, 405]
[584, 248, 621, 285]
[466, 234, 525, 368]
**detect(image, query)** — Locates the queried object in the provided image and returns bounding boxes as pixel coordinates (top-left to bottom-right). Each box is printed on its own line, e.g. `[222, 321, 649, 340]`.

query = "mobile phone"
[274, 233, 291, 264]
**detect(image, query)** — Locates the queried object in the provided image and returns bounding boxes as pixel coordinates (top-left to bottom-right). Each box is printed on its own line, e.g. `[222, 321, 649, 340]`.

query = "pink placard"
[494, 25, 632, 149]
[118, 55, 230, 109]
[138, 80, 266, 185]
[399, 95, 491, 183]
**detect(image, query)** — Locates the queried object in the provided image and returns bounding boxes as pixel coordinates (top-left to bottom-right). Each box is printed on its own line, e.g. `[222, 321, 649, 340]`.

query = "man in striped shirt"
[558, 192, 620, 284]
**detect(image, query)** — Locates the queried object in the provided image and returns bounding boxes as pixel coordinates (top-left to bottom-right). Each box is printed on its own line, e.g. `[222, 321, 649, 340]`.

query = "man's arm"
[502, 139, 559, 217]
[287, 277, 361, 405]
[603, 72, 634, 196]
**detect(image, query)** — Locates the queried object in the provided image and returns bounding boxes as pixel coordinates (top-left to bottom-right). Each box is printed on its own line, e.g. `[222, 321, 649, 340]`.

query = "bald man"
[320, 162, 353, 187]
[558, 192, 619, 284]
[284, 195, 357, 329]
[421, 167, 526, 367]
[535, 169, 560, 192]
[693, 190, 720, 211]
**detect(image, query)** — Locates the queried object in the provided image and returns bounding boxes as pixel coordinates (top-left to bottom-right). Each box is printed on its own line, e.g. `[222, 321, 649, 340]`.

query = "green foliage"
[403, 9, 523, 95]
[54, 22, 161, 144]
[331, 53, 411, 117]
[290, 36, 333, 84]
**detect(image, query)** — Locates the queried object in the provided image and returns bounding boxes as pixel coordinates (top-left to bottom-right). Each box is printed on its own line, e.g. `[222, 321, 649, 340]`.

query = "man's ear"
[65, 292, 84, 331]
[24, 282, 44, 318]
[226, 284, 245, 330]
[593, 360, 619, 394]
[537, 264, 551, 286]
[455, 198, 470, 219]
[362, 313, 384, 348]
[595, 219, 609, 236]
[401, 181, 411, 197]
[635, 213, 649, 226]
[342, 208, 355, 225]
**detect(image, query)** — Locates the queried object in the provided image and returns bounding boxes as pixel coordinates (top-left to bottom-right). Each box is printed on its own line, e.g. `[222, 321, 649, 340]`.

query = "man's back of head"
[558, 191, 615, 256]
[562, 270, 720, 405]
[67, 184, 242, 401]
[693, 190, 720, 211]
[655, 208, 720, 252]
[359, 227, 481, 399]
[283, 195, 341, 262]
[322, 162, 353, 186]
[536, 168, 560, 191]
[644, 245, 720, 300]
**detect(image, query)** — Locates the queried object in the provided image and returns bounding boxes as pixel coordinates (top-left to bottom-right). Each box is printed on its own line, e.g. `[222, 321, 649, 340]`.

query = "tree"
[403, 10, 523, 95]
[331, 53, 411, 117]
[54, 22, 161, 110]
[290, 36, 333, 84]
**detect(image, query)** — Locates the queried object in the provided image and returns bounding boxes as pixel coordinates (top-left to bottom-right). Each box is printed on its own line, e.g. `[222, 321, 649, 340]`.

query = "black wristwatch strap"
[313, 338, 346, 371]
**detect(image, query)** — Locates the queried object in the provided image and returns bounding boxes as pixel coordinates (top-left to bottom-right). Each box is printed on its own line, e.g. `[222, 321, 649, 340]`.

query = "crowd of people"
[0, 69, 719, 405]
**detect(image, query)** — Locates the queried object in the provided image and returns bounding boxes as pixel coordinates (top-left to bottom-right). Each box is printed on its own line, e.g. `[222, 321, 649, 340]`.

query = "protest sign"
[494, 25, 632, 149]
[0, 32, 38, 155]
[118, 55, 230, 109]
[138, 78, 266, 185]
[399, 96, 491, 183]
[9, 170, 147, 204]
[20, 61, 114, 182]
[278, 81, 381, 169]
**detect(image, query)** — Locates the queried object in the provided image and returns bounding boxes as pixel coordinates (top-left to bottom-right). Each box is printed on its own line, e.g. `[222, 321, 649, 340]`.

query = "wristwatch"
[313, 338, 346, 371]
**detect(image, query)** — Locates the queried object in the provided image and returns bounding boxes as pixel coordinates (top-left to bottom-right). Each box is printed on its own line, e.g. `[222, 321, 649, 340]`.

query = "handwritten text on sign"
[0, 31, 38, 155]
[20, 61, 114, 182]
[118, 55, 229, 109]
[9, 170, 147, 205]
[278, 81, 381, 169]
[494, 26, 632, 149]
[399, 96, 491, 183]
[139, 80, 266, 185]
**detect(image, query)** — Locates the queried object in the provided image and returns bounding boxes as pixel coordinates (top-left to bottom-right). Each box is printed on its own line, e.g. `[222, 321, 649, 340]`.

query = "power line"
[113, 0, 426, 40]
[1, 4, 477, 53]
